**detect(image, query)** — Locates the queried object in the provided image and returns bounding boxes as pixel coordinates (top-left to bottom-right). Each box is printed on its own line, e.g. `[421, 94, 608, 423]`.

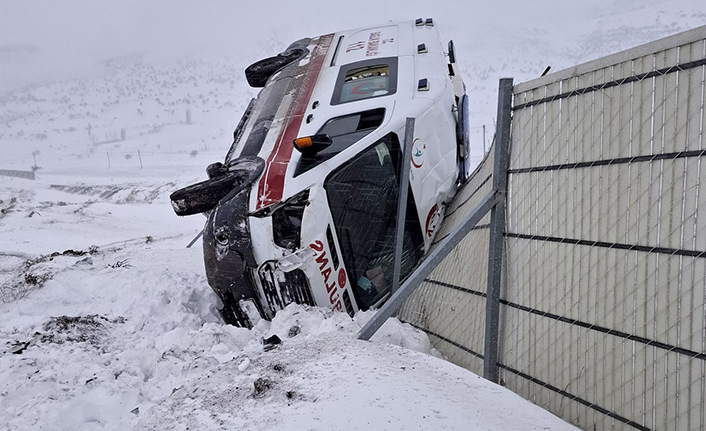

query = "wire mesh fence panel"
[502, 28, 706, 431]
[392, 24, 706, 431]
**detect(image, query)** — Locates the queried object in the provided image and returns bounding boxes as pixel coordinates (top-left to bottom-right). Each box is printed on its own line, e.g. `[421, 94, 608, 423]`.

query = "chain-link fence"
[363, 25, 706, 431]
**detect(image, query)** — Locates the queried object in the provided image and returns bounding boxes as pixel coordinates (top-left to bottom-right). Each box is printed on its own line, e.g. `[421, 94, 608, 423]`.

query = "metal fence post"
[358, 190, 499, 341]
[483, 77, 513, 383]
[391, 118, 415, 294]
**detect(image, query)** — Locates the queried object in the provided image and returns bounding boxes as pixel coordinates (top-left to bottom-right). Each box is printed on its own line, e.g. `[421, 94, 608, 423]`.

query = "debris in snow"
[262, 334, 281, 351]
[253, 377, 272, 397]
[263, 334, 281, 345]
[24, 272, 52, 287]
[0, 248, 580, 431]
[9, 341, 30, 355]
[287, 325, 301, 338]
[0, 197, 17, 218]
[57, 249, 87, 257]
[107, 259, 132, 269]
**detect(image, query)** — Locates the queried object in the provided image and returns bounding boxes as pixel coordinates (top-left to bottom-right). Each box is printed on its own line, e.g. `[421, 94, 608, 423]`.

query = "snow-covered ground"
[0, 236, 577, 430]
[1, 1, 704, 429]
[0, 176, 578, 430]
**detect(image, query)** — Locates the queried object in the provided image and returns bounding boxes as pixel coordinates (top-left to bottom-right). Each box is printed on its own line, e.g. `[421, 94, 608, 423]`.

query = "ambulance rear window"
[331, 58, 398, 105]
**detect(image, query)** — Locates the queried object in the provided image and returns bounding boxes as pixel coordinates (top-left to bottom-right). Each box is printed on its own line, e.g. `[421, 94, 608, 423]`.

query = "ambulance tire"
[245, 48, 307, 88]
[217, 290, 251, 328]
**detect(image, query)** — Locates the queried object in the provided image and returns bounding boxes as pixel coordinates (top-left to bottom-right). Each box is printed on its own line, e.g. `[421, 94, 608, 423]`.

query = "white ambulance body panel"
[178, 19, 469, 326]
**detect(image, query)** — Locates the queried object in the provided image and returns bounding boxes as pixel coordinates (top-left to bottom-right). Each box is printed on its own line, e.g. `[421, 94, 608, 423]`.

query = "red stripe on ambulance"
[256, 34, 334, 210]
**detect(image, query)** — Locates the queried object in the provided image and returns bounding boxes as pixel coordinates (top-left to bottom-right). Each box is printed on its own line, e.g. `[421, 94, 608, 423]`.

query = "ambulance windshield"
[323, 133, 422, 310]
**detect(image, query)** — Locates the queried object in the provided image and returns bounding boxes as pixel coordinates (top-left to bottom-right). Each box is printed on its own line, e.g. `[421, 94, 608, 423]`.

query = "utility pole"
[106, 152, 111, 169]
[138, 149, 143, 169]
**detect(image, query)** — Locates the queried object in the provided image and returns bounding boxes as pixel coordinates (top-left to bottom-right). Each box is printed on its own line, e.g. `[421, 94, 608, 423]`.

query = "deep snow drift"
[0, 222, 577, 430]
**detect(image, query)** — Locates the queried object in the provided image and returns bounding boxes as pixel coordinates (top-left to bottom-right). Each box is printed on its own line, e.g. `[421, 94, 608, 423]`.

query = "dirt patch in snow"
[3, 314, 126, 357]
[39, 315, 126, 346]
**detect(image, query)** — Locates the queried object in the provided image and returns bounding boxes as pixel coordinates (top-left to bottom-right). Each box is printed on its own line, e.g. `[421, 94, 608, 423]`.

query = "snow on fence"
[364, 25, 706, 431]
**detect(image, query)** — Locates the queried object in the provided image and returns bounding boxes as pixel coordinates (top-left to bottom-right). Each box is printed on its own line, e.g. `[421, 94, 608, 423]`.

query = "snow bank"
[0, 235, 577, 431]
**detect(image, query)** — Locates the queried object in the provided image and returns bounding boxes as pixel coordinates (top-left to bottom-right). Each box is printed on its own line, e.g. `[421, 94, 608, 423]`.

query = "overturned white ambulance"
[171, 18, 471, 327]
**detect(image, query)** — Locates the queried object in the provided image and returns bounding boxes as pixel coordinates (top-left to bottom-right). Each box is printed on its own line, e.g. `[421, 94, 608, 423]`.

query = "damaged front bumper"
[202, 166, 317, 327]
[203, 184, 263, 327]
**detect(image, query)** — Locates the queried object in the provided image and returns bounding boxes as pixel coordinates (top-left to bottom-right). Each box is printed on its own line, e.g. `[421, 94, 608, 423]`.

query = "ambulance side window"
[331, 57, 398, 105]
[294, 108, 385, 177]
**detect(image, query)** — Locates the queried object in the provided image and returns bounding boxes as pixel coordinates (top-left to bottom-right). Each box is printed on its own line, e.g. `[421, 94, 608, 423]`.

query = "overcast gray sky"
[1, 0, 702, 92]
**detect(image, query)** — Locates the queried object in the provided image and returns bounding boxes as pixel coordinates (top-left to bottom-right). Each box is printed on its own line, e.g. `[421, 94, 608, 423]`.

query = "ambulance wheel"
[245, 48, 307, 87]
[456, 94, 471, 183]
[217, 290, 252, 328]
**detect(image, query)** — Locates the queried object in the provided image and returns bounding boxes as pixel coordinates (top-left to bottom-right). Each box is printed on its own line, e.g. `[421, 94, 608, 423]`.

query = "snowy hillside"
[2, 1, 704, 164]
[1, 0, 704, 429]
